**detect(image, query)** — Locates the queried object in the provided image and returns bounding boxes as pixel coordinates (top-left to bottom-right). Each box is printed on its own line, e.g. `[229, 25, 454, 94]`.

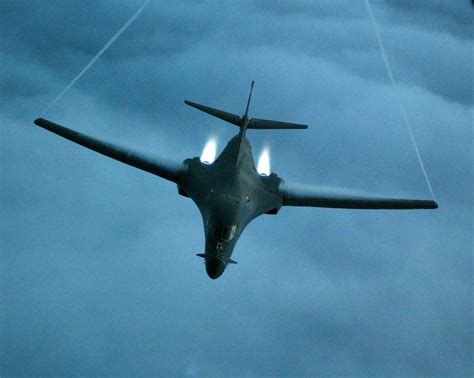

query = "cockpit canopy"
[215, 224, 237, 241]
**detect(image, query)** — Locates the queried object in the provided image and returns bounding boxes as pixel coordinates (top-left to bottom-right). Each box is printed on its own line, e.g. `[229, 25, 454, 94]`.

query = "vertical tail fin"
[244, 80, 255, 118]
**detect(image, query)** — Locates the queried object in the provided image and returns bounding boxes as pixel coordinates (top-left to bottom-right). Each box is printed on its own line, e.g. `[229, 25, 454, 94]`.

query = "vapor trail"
[41, 0, 150, 116]
[364, 0, 436, 200]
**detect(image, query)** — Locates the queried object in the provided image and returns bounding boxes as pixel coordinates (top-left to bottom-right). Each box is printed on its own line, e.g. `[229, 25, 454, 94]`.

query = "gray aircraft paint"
[33, 83, 437, 279]
[178, 135, 283, 278]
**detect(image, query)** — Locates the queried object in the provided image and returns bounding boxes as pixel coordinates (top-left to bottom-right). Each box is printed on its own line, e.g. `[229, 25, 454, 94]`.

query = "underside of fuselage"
[178, 134, 283, 279]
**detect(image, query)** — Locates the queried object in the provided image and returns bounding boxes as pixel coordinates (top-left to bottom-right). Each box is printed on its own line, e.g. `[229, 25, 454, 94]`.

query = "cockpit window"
[218, 225, 237, 241]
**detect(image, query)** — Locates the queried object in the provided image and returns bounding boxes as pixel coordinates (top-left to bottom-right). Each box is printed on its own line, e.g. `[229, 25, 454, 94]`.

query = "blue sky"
[1, 1, 472, 376]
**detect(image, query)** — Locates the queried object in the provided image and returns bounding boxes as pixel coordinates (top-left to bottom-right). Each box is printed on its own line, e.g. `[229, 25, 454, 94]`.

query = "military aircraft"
[34, 82, 437, 279]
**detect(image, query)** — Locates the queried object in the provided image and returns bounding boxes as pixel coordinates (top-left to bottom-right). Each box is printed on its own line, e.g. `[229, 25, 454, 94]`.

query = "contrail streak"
[41, 0, 150, 116]
[364, 0, 436, 200]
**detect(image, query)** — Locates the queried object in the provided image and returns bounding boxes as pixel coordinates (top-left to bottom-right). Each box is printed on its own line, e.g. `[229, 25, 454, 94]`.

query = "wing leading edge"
[279, 182, 438, 210]
[33, 118, 183, 183]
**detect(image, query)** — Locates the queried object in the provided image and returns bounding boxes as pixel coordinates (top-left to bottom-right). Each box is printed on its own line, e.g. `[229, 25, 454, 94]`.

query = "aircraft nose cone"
[206, 259, 225, 279]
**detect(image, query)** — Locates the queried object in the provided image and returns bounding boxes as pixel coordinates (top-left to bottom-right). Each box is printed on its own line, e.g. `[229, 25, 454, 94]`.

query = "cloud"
[1, 0, 472, 376]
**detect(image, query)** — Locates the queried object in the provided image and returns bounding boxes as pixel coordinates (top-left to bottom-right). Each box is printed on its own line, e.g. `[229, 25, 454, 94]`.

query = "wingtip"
[423, 200, 438, 209]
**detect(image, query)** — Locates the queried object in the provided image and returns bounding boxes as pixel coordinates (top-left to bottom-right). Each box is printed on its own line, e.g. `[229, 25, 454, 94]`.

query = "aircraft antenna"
[244, 80, 255, 118]
[364, 0, 436, 200]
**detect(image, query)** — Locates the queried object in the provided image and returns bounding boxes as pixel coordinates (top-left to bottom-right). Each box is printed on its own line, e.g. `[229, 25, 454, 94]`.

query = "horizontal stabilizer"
[185, 100, 241, 127]
[248, 118, 308, 130]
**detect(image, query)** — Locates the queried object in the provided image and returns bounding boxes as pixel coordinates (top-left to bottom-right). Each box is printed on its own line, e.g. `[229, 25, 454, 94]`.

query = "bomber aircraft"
[34, 82, 437, 279]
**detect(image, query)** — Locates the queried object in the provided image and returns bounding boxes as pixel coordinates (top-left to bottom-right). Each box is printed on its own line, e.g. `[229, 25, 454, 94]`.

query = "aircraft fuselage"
[178, 134, 282, 279]
[32, 82, 437, 281]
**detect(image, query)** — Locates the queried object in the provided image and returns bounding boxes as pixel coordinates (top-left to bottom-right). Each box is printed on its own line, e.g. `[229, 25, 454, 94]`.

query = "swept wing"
[279, 182, 437, 210]
[34, 118, 183, 183]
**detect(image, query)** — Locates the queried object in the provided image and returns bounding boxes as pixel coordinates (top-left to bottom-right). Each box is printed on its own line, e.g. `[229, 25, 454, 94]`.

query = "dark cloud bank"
[1, 1, 472, 376]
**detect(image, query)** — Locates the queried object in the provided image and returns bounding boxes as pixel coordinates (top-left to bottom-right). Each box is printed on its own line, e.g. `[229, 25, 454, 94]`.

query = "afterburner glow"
[200, 138, 217, 164]
[257, 148, 270, 176]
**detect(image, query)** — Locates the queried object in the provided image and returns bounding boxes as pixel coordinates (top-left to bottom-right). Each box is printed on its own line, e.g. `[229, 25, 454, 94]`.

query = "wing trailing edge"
[279, 182, 438, 210]
[33, 118, 184, 183]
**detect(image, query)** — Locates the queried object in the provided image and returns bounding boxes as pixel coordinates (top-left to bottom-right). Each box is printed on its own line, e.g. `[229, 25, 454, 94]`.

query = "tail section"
[243, 80, 255, 118]
[184, 100, 241, 127]
[248, 118, 308, 129]
[184, 81, 308, 131]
